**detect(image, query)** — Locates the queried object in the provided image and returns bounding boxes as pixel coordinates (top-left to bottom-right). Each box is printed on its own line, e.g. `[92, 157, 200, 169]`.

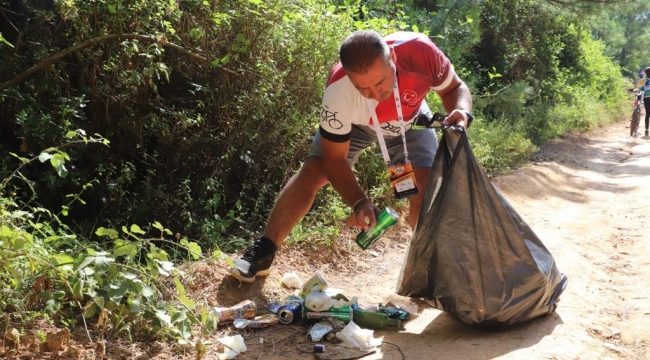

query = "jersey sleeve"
[319, 76, 366, 142]
[420, 38, 455, 91]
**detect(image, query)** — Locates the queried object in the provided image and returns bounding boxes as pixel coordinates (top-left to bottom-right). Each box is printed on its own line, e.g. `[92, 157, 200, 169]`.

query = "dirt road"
[208, 120, 650, 360]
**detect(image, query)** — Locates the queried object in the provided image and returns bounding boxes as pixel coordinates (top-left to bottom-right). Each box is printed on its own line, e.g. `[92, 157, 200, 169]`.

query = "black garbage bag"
[396, 127, 568, 326]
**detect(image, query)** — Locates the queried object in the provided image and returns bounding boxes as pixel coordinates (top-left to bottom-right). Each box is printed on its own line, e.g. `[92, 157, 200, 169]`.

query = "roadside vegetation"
[0, 0, 645, 356]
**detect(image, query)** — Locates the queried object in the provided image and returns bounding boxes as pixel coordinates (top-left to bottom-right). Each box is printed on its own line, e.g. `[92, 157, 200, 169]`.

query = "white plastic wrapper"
[217, 335, 247, 359]
[282, 272, 303, 289]
[335, 321, 382, 351]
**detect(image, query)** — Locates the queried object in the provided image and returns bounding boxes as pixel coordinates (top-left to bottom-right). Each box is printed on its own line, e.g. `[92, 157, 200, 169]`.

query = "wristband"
[352, 197, 368, 211]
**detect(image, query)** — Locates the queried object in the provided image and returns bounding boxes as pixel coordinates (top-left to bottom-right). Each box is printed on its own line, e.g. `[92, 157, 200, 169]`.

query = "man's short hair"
[339, 30, 390, 74]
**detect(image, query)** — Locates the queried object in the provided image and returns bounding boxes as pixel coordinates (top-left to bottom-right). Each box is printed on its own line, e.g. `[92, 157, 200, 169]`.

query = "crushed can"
[210, 300, 257, 326]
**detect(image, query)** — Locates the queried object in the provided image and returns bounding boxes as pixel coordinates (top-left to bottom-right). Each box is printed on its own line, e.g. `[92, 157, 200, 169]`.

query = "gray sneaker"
[229, 238, 277, 283]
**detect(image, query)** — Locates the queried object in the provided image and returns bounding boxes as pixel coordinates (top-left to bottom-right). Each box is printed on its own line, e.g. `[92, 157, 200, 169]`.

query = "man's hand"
[442, 109, 473, 129]
[346, 198, 381, 231]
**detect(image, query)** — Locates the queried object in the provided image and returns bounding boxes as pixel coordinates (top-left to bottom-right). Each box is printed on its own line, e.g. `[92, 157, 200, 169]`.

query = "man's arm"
[634, 77, 646, 90]
[320, 137, 378, 230]
[436, 74, 474, 128]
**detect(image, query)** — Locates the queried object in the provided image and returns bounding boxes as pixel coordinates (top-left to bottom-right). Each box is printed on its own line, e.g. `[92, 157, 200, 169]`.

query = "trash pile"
[210, 274, 417, 359]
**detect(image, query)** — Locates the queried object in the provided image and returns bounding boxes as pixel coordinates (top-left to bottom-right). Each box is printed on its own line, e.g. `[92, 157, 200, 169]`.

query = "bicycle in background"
[628, 89, 643, 137]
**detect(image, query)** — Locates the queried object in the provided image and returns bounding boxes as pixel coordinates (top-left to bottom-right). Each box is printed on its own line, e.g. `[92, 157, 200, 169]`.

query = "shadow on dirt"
[380, 310, 564, 360]
[215, 275, 275, 306]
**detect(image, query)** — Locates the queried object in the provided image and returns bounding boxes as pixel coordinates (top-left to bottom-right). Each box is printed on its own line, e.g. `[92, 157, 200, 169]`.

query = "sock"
[259, 236, 278, 252]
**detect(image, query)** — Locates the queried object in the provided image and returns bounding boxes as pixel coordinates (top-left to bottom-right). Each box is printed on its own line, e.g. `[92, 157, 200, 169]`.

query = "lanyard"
[367, 76, 409, 164]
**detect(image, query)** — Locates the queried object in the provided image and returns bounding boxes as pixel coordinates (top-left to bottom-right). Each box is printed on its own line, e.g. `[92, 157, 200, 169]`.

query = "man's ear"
[389, 46, 397, 62]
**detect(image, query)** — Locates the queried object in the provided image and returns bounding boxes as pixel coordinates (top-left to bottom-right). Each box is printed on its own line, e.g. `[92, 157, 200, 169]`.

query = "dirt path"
[198, 120, 650, 360]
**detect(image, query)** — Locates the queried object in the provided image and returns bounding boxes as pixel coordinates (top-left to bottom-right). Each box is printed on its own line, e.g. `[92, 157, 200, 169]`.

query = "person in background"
[229, 30, 473, 282]
[634, 67, 650, 137]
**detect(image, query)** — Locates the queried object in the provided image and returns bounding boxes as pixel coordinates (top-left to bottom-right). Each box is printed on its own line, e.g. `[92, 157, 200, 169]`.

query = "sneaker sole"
[228, 268, 271, 283]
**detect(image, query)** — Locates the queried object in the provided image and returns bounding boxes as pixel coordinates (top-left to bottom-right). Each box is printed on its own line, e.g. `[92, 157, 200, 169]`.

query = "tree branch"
[0, 33, 237, 92]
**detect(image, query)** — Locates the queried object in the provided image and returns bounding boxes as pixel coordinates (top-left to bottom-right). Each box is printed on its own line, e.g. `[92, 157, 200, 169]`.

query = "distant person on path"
[634, 67, 650, 137]
[230, 30, 474, 282]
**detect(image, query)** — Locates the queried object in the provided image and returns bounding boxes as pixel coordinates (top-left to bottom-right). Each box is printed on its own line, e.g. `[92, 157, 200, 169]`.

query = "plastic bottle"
[352, 305, 401, 330]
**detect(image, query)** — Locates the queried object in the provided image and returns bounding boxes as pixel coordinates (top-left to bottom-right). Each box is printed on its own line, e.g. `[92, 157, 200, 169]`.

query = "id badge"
[388, 161, 419, 199]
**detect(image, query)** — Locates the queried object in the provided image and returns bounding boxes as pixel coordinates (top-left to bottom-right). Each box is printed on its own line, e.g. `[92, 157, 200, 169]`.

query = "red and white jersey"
[319, 32, 454, 142]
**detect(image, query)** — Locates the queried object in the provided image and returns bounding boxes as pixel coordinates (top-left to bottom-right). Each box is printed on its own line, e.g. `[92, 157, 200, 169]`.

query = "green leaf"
[44, 299, 60, 314]
[130, 297, 142, 313]
[108, 280, 130, 300]
[11, 235, 25, 250]
[213, 249, 234, 268]
[124, 273, 137, 280]
[83, 302, 98, 318]
[0, 33, 14, 48]
[174, 277, 185, 296]
[130, 224, 145, 234]
[50, 254, 75, 271]
[10, 210, 29, 218]
[54, 163, 68, 178]
[112, 239, 138, 257]
[44, 236, 63, 243]
[65, 131, 77, 138]
[73, 280, 84, 300]
[186, 241, 202, 260]
[178, 320, 192, 341]
[155, 309, 172, 326]
[77, 256, 94, 271]
[142, 286, 155, 299]
[9, 152, 29, 163]
[178, 294, 194, 309]
[94, 296, 105, 309]
[0, 225, 12, 237]
[171, 310, 187, 324]
[96, 227, 119, 239]
[220, 53, 231, 65]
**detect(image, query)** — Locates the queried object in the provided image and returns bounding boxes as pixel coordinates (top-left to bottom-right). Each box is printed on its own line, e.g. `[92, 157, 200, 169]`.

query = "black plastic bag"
[396, 127, 568, 326]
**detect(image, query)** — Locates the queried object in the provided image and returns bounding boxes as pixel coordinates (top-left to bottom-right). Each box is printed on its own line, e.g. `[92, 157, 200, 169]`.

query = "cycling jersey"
[318, 32, 454, 142]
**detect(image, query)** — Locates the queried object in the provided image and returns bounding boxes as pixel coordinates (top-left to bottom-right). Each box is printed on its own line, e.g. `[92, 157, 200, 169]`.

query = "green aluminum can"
[355, 207, 400, 250]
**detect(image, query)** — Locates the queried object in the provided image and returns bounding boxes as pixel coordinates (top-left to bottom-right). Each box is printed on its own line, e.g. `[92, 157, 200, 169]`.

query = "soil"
[2, 119, 650, 360]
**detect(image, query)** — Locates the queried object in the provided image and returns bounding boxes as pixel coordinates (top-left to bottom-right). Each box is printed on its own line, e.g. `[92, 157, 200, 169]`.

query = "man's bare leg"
[230, 156, 328, 282]
[263, 156, 329, 246]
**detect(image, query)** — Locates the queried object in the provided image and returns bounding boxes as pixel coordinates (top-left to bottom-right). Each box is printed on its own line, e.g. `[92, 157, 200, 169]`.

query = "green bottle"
[352, 308, 402, 330]
[355, 207, 400, 250]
